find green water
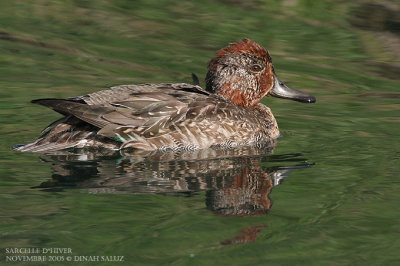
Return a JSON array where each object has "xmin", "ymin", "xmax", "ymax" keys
[{"xmin": 1, "ymin": 1, "xmax": 400, "ymax": 265}]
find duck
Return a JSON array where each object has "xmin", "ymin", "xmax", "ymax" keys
[{"xmin": 13, "ymin": 38, "xmax": 315, "ymax": 153}]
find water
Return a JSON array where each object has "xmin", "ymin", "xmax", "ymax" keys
[{"xmin": 1, "ymin": 1, "xmax": 400, "ymax": 265}]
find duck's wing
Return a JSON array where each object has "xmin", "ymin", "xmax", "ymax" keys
[
  {"xmin": 30, "ymin": 84, "xmax": 213, "ymax": 148},
  {"xmin": 68, "ymin": 83, "xmax": 209, "ymax": 105}
]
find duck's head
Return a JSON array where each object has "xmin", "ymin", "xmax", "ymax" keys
[{"xmin": 206, "ymin": 38, "xmax": 316, "ymax": 107}]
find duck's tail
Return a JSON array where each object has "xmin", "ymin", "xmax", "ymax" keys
[{"xmin": 12, "ymin": 116, "xmax": 119, "ymax": 153}]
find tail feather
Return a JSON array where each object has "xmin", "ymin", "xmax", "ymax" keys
[
  {"xmin": 12, "ymin": 140, "xmax": 79, "ymax": 153},
  {"xmin": 12, "ymin": 116, "xmax": 119, "ymax": 153}
]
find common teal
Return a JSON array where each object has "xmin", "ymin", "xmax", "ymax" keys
[{"xmin": 13, "ymin": 38, "xmax": 315, "ymax": 152}]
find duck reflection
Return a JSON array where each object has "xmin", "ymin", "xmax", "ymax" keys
[{"xmin": 35, "ymin": 142, "xmax": 312, "ymax": 217}]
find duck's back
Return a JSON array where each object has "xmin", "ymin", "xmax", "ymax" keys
[{"xmin": 13, "ymin": 83, "xmax": 278, "ymax": 152}]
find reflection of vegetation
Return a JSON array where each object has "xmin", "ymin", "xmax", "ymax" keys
[{"xmin": 0, "ymin": 0, "xmax": 398, "ymax": 92}]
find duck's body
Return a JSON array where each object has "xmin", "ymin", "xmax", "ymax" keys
[{"xmin": 13, "ymin": 39, "xmax": 315, "ymax": 153}]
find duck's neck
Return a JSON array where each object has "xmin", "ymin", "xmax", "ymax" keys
[
  {"xmin": 215, "ymin": 82, "xmax": 261, "ymax": 107},
  {"xmin": 206, "ymin": 72, "xmax": 260, "ymax": 107}
]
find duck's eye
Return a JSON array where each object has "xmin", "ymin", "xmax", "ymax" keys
[{"xmin": 250, "ymin": 64, "xmax": 263, "ymax": 72}]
